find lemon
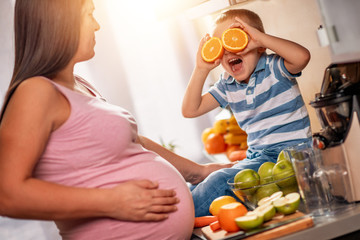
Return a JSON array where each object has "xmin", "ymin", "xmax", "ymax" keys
[{"xmin": 209, "ymin": 196, "xmax": 237, "ymax": 216}]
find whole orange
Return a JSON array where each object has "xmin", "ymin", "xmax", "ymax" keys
[
  {"xmin": 209, "ymin": 196, "xmax": 237, "ymax": 216},
  {"xmin": 218, "ymin": 202, "xmax": 248, "ymax": 232},
  {"xmin": 205, "ymin": 133, "xmax": 227, "ymax": 154}
]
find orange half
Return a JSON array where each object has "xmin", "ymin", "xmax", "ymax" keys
[
  {"xmin": 201, "ymin": 37, "xmax": 224, "ymax": 63},
  {"xmin": 221, "ymin": 28, "xmax": 248, "ymax": 53}
]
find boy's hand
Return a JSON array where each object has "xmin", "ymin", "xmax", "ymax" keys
[
  {"xmin": 195, "ymin": 34, "xmax": 221, "ymax": 71},
  {"xmin": 230, "ymin": 17, "xmax": 266, "ymax": 55}
]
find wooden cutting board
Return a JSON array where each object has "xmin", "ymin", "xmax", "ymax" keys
[{"xmin": 201, "ymin": 211, "xmax": 314, "ymax": 240}]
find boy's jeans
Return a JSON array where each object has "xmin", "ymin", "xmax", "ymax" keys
[{"xmin": 190, "ymin": 148, "xmax": 282, "ymax": 217}]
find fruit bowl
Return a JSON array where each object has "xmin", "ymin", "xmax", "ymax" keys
[{"xmin": 227, "ymin": 170, "xmax": 299, "ymax": 210}]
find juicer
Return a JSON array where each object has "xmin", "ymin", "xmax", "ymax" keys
[{"xmin": 311, "ymin": 61, "xmax": 360, "ymax": 202}]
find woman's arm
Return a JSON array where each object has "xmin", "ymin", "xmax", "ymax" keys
[
  {"xmin": 0, "ymin": 78, "xmax": 178, "ymax": 222},
  {"xmin": 137, "ymin": 135, "xmax": 234, "ymax": 185}
]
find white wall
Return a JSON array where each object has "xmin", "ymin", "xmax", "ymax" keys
[{"xmin": 0, "ymin": 0, "xmax": 14, "ymax": 107}]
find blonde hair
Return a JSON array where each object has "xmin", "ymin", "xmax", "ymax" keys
[{"xmin": 215, "ymin": 9, "xmax": 265, "ymax": 33}]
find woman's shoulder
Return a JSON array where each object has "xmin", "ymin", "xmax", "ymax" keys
[
  {"xmin": 13, "ymin": 76, "xmax": 65, "ymax": 113},
  {"xmin": 17, "ymin": 76, "xmax": 58, "ymax": 96},
  {"xmin": 12, "ymin": 77, "xmax": 69, "ymax": 130}
]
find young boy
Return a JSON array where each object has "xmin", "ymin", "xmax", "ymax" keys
[{"xmin": 182, "ymin": 9, "xmax": 312, "ymax": 216}]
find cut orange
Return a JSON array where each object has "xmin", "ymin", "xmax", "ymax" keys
[
  {"xmin": 218, "ymin": 202, "xmax": 248, "ymax": 232},
  {"xmin": 221, "ymin": 28, "xmax": 248, "ymax": 53},
  {"xmin": 201, "ymin": 37, "xmax": 224, "ymax": 62}
]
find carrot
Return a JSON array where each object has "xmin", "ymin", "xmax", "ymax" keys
[
  {"xmin": 194, "ymin": 216, "xmax": 218, "ymax": 228},
  {"xmin": 228, "ymin": 150, "xmax": 247, "ymax": 162},
  {"xmin": 210, "ymin": 220, "xmax": 221, "ymax": 232}
]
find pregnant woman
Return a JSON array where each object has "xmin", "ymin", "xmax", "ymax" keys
[{"xmin": 0, "ymin": 0, "xmax": 232, "ymax": 239}]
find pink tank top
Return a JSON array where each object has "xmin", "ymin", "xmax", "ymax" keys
[{"xmin": 33, "ymin": 77, "xmax": 195, "ymax": 240}]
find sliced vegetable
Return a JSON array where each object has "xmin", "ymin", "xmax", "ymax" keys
[{"xmin": 194, "ymin": 215, "xmax": 218, "ymax": 228}]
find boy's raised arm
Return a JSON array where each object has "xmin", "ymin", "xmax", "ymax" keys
[
  {"xmin": 182, "ymin": 35, "xmax": 221, "ymax": 118},
  {"xmin": 234, "ymin": 17, "xmax": 311, "ymax": 75}
]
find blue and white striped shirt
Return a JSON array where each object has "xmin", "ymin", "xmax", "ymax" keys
[{"xmin": 209, "ymin": 53, "xmax": 311, "ymax": 150}]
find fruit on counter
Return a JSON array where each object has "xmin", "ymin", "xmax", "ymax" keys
[
  {"xmin": 210, "ymin": 220, "xmax": 221, "ymax": 232},
  {"xmin": 194, "ymin": 215, "xmax": 218, "ymax": 228},
  {"xmin": 273, "ymin": 192, "xmax": 301, "ymax": 215},
  {"xmin": 227, "ymin": 114, "xmax": 238, "ymax": 126},
  {"xmin": 280, "ymin": 184, "xmax": 299, "ymax": 196},
  {"xmin": 272, "ymin": 160, "xmax": 297, "ymax": 188},
  {"xmin": 226, "ymin": 124, "xmax": 246, "ymax": 135},
  {"xmin": 226, "ymin": 145, "xmax": 242, "ymax": 159},
  {"xmin": 224, "ymin": 133, "xmax": 247, "ymax": 145},
  {"xmin": 201, "ymin": 115, "xmax": 248, "ymax": 156},
  {"xmin": 277, "ymin": 150, "xmax": 288, "ymax": 162},
  {"xmin": 258, "ymin": 162, "xmax": 276, "ymax": 184},
  {"xmin": 204, "ymin": 133, "xmax": 227, "ymax": 154},
  {"xmin": 209, "ymin": 195, "xmax": 238, "ymax": 216},
  {"xmin": 228, "ymin": 150, "xmax": 247, "ymax": 162},
  {"xmin": 235, "ymin": 214, "xmax": 263, "ymax": 231},
  {"xmin": 201, "ymin": 127, "xmax": 214, "ymax": 144},
  {"xmin": 234, "ymin": 169, "xmax": 260, "ymax": 195},
  {"xmin": 257, "ymin": 191, "xmax": 283, "ymax": 207},
  {"xmin": 255, "ymin": 183, "xmax": 281, "ymax": 203},
  {"xmin": 213, "ymin": 119, "xmax": 228, "ymax": 134},
  {"xmin": 221, "ymin": 28, "xmax": 248, "ymax": 53},
  {"xmin": 253, "ymin": 204, "xmax": 276, "ymax": 222},
  {"xmin": 201, "ymin": 37, "xmax": 224, "ymax": 63},
  {"xmin": 218, "ymin": 202, "xmax": 248, "ymax": 232}
]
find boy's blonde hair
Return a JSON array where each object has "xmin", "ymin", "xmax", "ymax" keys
[{"xmin": 215, "ymin": 9, "xmax": 265, "ymax": 33}]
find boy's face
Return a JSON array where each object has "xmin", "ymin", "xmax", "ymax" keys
[{"xmin": 213, "ymin": 18, "xmax": 262, "ymax": 83}]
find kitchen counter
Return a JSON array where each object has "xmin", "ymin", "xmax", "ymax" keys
[
  {"xmin": 278, "ymin": 202, "xmax": 360, "ymax": 240},
  {"xmin": 192, "ymin": 202, "xmax": 360, "ymax": 240}
]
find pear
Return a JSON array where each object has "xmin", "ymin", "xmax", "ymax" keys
[{"xmin": 273, "ymin": 192, "xmax": 301, "ymax": 215}]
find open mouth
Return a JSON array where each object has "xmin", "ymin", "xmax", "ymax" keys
[{"xmin": 228, "ymin": 58, "xmax": 243, "ymax": 72}]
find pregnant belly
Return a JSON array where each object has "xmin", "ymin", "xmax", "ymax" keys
[{"xmin": 57, "ymin": 155, "xmax": 195, "ymax": 240}]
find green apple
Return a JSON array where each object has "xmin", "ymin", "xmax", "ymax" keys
[
  {"xmin": 234, "ymin": 169, "xmax": 260, "ymax": 195},
  {"xmin": 255, "ymin": 183, "xmax": 280, "ymax": 203},
  {"xmin": 235, "ymin": 214, "xmax": 264, "ymax": 231},
  {"xmin": 254, "ymin": 204, "xmax": 276, "ymax": 222},
  {"xmin": 273, "ymin": 192, "xmax": 301, "ymax": 215},
  {"xmin": 257, "ymin": 191, "xmax": 284, "ymax": 206},
  {"xmin": 280, "ymin": 184, "xmax": 299, "ymax": 196},
  {"xmin": 258, "ymin": 162, "xmax": 275, "ymax": 184},
  {"xmin": 277, "ymin": 150, "xmax": 289, "ymax": 162},
  {"xmin": 272, "ymin": 160, "xmax": 297, "ymax": 188}
]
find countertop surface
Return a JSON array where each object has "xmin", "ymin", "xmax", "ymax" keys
[{"xmin": 192, "ymin": 197, "xmax": 360, "ymax": 240}]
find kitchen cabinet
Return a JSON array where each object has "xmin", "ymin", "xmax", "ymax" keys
[{"xmin": 317, "ymin": 0, "xmax": 360, "ymax": 63}]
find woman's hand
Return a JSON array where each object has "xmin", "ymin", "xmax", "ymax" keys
[
  {"xmin": 187, "ymin": 162, "xmax": 236, "ymax": 185},
  {"xmin": 108, "ymin": 180, "xmax": 179, "ymax": 222}
]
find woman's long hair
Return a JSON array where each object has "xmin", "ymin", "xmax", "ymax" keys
[{"xmin": 0, "ymin": 0, "xmax": 84, "ymax": 122}]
